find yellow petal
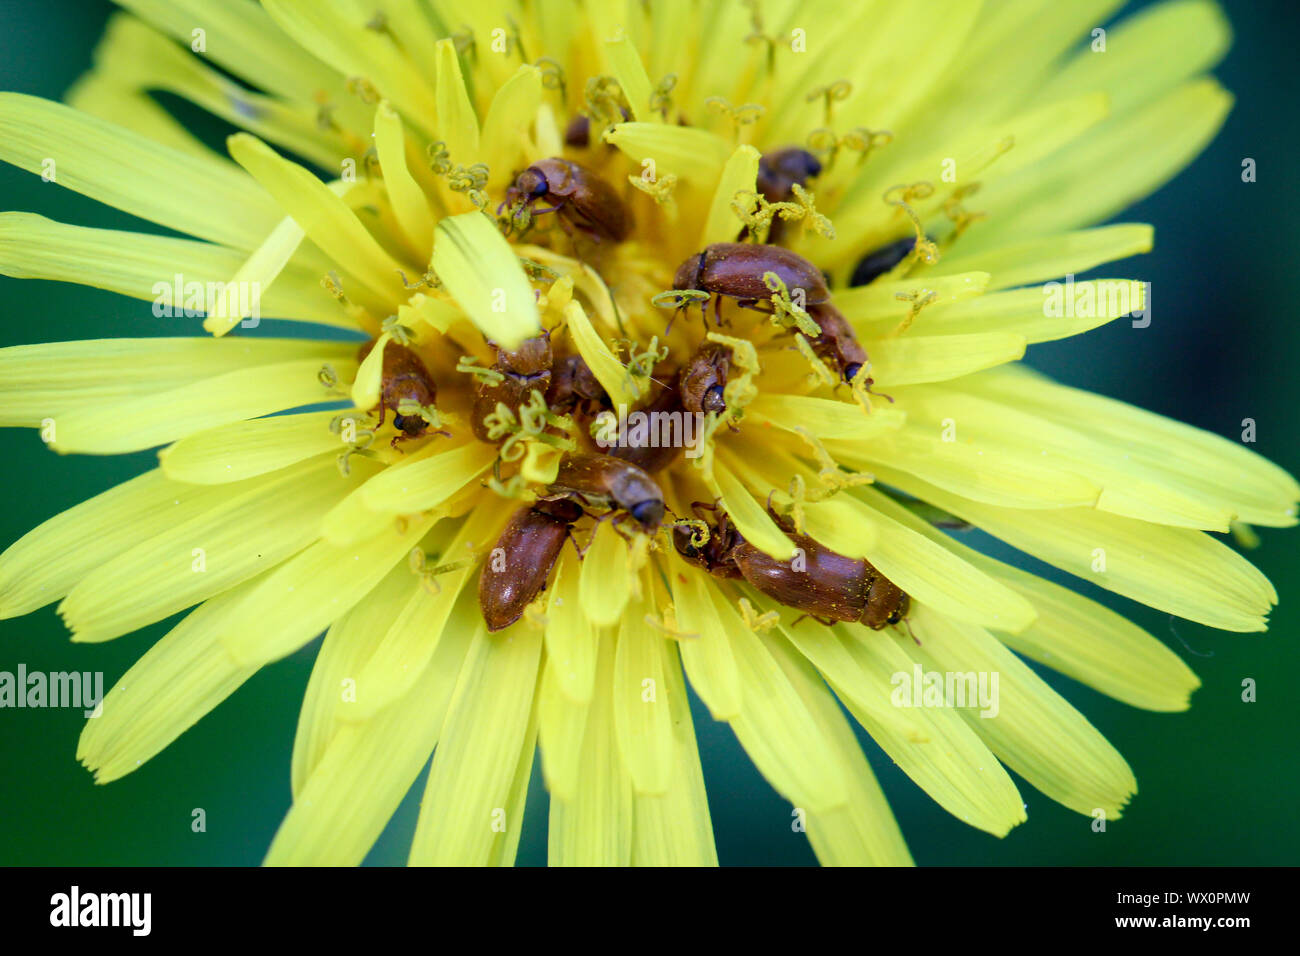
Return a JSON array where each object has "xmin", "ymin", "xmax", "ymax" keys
[
  {"xmin": 580, "ymin": 520, "xmax": 634, "ymax": 627},
  {"xmin": 433, "ymin": 212, "xmax": 541, "ymax": 349},
  {"xmin": 0, "ymin": 337, "xmax": 351, "ymax": 429},
  {"xmin": 835, "ymin": 272, "xmax": 990, "ymax": 321},
  {"xmin": 630, "ymin": 639, "xmax": 719, "ymax": 866},
  {"xmin": 853, "ymin": 482, "xmax": 1201, "ymax": 712},
  {"xmin": 543, "ymin": 549, "xmax": 600, "ymax": 703},
  {"xmin": 409, "ymin": 625, "xmax": 543, "ymax": 865},
  {"xmin": 51, "ymin": 358, "xmax": 352, "ymax": 455},
  {"xmin": 432, "ymin": 36, "xmax": 480, "ymax": 160},
  {"xmin": 934, "ymin": 224, "xmax": 1153, "ymax": 291},
  {"xmin": 830, "ymin": 425, "xmax": 1103, "ymax": 511},
  {"xmin": 115, "ymin": 0, "xmax": 353, "ymax": 109},
  {"xmin": 374, "ymin": 101, "xmax": 436, "ymax": 254},
  {"xmin": 548, "ymin": 633, "xmax": 634, "ymax": 866},
  {"xmin": 605, "ymin": 121, "xmax": 732, "ymax": 186},
  {"xmin": 973, "ymin": 79, "xmax": 1232, "ymax": 244},
  {"xmin": 218, "ymin": 513, "xmax": 435, "ymax": 666},
  {"xmin": 347, "ymin": 508, "xmax": 501, "ymax": 719},
  {"xmin": 868, "ymin": 332, "xmax": 1026, "ymax": 386},
  {"xmin": 0, "ymin": 92, "xmax": 279, "ymax": 249},
  {"xmin": 613, "ymin": 595, "xmax": 675, "ymax": 794},
  {"xmin": 563, "ymin": 299, "xmax": 640, "ymax": 409},
  {"xmin": 701, "ymin": 144, "xmax": 760, "ymax": 246},
  {"xmin": 834, "ymin": 625, "xmax": 1028, "ymax": 836},
  {"xmin": 747, "ymin": 393, "xmax": 906, "ymax": 443},
  {"xmin": 605, "ymin": 31, "xmax": 655, "ymax": 121},
  {"xmin": 60, "ymin": 458, "xmax": 346, "ymax": 642},
  {"xmin": 359, "ymin": 440, "xmax": 496, "ymax": 514},
  {"xmin": 908, "ymin": 606, "xmax": 1137, "ymax": 818},
  {"xmin": 291, "ymin": 563, "xmax": 417, "ymax": 796},
  {"xmin": 964, "ymin": 367, "xmax": 1299, "ymax": 527},
  {"xmin": 160, "ymin": 410, "xmax": 343, "ymax": 483},
  {"xmin": 877, "ymin": 466, "xmax": 1276, "ymax": 633},
  {"xmin": 669, "ymin": 566, "xmax": 743, "ymax": 720},
  {"xmin": 708, "ymin": 458, "xmax": 794, "ymax": 561},
  {"xmin": 66, "ymin": 69, "xmax": 211, "ymax": 159},
  {"xmin": 0, "ymin": 469, "xmax": 236, "ymax": 618},
  {"xmin": 350, "ymin": 332, "xmax": 388, "ymax": 413},
  {"xmin": 537, "ymin": 657, "xmax": 592, "ymax": 802},
  {"xmin": 260, "ymin": 0, "xmax": 439, "ymax": 133},
  {"xmin": 77, "ymin": 577, "xmax": 264, "ymax": 783},
  {"xmin": 1038, "ymin": 0, "xmax": 1231, "ymax": 116},
  {"xmin": 268, "ymin": 589, "xmax": 479, "ymax": 865},
  {"xmin": 480, "ymin": 66, "xmax": 544, "ymax": 191},
  {"xmin": 92, "ymin": 13, "xmax": 343, "ymax": 168},
  {"xmin": 876, "ymin": 279, "xmax": 1143, "ymax": 343},
  {"xmin": 0, "ymin": 213, "xmax": 344, "ymax": 329},
  {"xmin": 764, "ymin": 631, "xmax": 913, "ymax": 866},
  {"xmin": 228, "ymin": 132, "xmax": 404, "ymax": 301},
  {"xmin": 717, "ymin": 589, "xmax": 850, "ymax": 814},
  {"xmin": 876, "ymin": 381, "xmax": 1235, "ymax": 530}
]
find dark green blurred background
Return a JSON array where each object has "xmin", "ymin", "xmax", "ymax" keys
[{"xmin": 1, "ymin": 0, "xmax": 1295, "ymax": 866}]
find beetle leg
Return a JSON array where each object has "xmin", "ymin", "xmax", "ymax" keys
[
  {"xmin": 792, "ymin": 612, "xmax": 836, "ymax": 627},
  {"xmin": 690, "ymin": 499, "xmax": 721, "ymax": 521},
  {"xmin": 577, "ymin": 509, "xmax": 616, "ymax": 557},
  {"xmin": 665, "ymin": 304, "xmax": 683, "ymax": 335},
  {"xmin": 609, "ymin": 513, "xmax": 636, "ymax": 542},
  {"xmin": 898, "ymin": 618, "xmax": 921, "ymax": 646},
  {"xmin": 564, "ymin": 524, "xmax": 585, "ymax": 561},
  {"xmin": 764, "ymin": 491, "xmax": 797, "ymax": 533},
  {"xmin": 736, "ymin": 298, "xmax": 777, "ymax": 315}
]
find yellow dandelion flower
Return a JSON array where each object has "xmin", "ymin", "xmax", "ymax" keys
[{"xmin": 0, "ymin": 0, "xmax": 1294, "ymax": 867}]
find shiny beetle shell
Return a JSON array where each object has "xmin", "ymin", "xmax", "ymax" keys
[
  {"xmin": 672, "ymin": 242, "xmax": 831, "ymax": 308},
  {"xmin": 547, "ymin": 453, "xmax": 666, "ymax": 533},
  {"xmin": 471, "ymin": 334, "xmax": 553, "ymax": 443},
  {"xmin": 679, "ymin": 341, "xmax": 732, "ymax": 416},
  {"xmin": 673, "ymin": 509, "xmax": 909, "ymax": 629},
  {"xmin": 806, "ymin": 303, "xmax": 869, "ymax": 385},
  {"xmin": 507, "ymin": 157, "xmax": 630, "ymax": 242},
  {"xmin": 756, "ymin": 147, "xmax": 823, "ymax": 203},
  {"xmin": 357, "ymin": 339, "xmax": 439, "ymax": 441},
  {"xmin": 850, "ymin": 235, "xmax": 919, "ymax": 287},
  {"xmin": 479, "ymin": 499, "xmax": 583, "ymax": 632}
]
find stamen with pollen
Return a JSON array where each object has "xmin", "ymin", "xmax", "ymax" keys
[
  {"xmin": 806, "ymin": 79, "xmax": 853, "ymax": 124},
  {"xmin": 884, "ymin": 182, "xmax": 942, "ymax": 267},
  {"xmin": 763, "ymin": 271, "xmax": 822, "ymax": 337},
  {"xmin": 705, "ymin": 97, "xmax": 766, "ymax": 141}
]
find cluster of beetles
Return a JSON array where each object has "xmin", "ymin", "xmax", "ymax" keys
[{"xmin": 358, "ymin": 138, "xmax": 916, "ymax": 635}]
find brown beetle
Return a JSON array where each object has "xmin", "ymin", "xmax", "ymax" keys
[
  {"xmin": 678, "ymin": 341, "xmax": 732, "ymax": 416},
  {"xmin": 673, "ymin": 504, "xmax": 910, "ymax": 630},
  {"xmin": 544, "ymin": 452, "xmax": 666, "ymax": 534},
  {"xmin": 756, "ymin": 147, "xmax": 823, "ymax": 203},
  {"xmin": 471, "ymin": 333, "xmax": 553, "ymax": 442},
  {"xmin": 504, "ymin": 157, "xmax": 630, "ymax": 242},
  {"xmin": 479, "ymin": 498, "xmax": 583, "ymax": 632},
  {"xmin": 606, "ymin": 382, "xmax": 687, "ymax": 474},
  {"xmin": 357, "ymin": 339, "xmax": 446, "ymax": 448},
  {"xmin": 750, "ymin": 147, "xmax": 823, "ymax": 244},
  {"xmin": 672, "ymin": 242, "xmax": 830, "ymax": 324},
  {"xmin": 805, "ymin": 303, "xmax": 871, "ymax": 386},
  {"xmin": 545, "ymin": 353, "xmax": 610, "ymax": 423},
  {"xmin": 850, "ymin": 235, "xmax": 921, "ymax": 287},
  {"xmin": 563, "ymin": 107, "xmax": 629, "ymax": 148}
]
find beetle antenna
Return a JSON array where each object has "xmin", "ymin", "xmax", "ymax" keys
[
  {"xmin": 899, "ymin": 618, "xmax": 920, "ymax": 646},
  {"xmin": 1168, "ymin": 614, "xmax": 1214, "ymax": 657}
]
